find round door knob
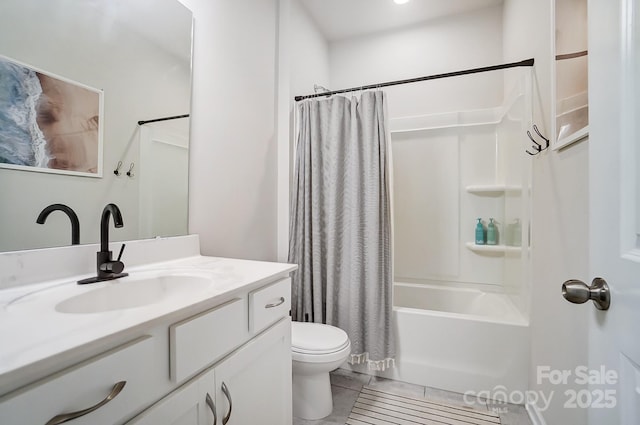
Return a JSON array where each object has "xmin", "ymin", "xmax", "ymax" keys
[{"xmin": 562, "ymin": 277, "xmax": 611, "ymax": 310}]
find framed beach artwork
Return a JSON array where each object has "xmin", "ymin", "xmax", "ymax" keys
[{"xmin": 0, "ymin": 55, "xmax": 103, "ymax": 177}]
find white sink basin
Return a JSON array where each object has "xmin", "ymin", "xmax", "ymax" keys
[{"xmin": 54, "ymin": 274, "xmax": 212, "ymax": 314}]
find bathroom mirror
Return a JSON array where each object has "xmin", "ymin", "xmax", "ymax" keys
[
  {"xmin": 0, "ymin": 0, "xmax": 193, "ymax": 252},
  {"xmin": 552, "ymin": 0, "xmax": 588, "ymax": 150}
]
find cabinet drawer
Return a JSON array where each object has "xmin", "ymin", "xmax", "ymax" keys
[
  {"xmin": 170, "ymin": 298, "xmax": 246, "ymax": 383},
  {"xmin": 249, "ymin": 278, "xmax": 291, "ymax": 334},
  {"xmin": 0, "ymin": 336, "xmax": 155, "ymax": 425}
]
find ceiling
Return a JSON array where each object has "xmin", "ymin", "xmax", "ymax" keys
[{"xmin": 299, "ymin": 0, "xmax": 504, "ymax": 42}]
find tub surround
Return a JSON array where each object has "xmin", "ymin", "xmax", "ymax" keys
[{"xmin": 0, "ymin": 235, "xmax": 296, "ymax": 423}]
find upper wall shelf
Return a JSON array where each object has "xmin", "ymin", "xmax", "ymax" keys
[
  {"xmin": 388, "ymin": 92, "xmax": 525, "ymax": 134},
  {"xmin": 465, "ymin": 185, "xmax": 522, "ymax": 194}
]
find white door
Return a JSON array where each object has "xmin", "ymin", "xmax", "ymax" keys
[{"xmin": 586, "ymin": 0, "xmax": 640, "ymax": 423}]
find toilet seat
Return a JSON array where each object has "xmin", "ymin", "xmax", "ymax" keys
[{"xmin": 291, "ymin": 322, "xmax": 351, "ymax": 362}]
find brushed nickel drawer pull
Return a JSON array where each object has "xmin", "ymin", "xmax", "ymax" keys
[
  {"xmin": 221, "ymin": 382, "xmax": 232, "ymax": 424},
  {"xmin": 206, "ymin": 392, "xmax": 217, "ymax": 425},
  {"xmin": 265, "ymin": 297, "xmax": 285, "ymax": 309},
  {"xmin": 45, "ymin": 381, "xmax": 126, "ymax": 425}
]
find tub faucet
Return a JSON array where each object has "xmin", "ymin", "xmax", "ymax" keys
[
  {"xmin": 36, "ymin": 203, "xmax": 80, "ymax": 245},
  {"xmin": 78, "ymin": 203, "xmax": 128, "ymax": 285}
]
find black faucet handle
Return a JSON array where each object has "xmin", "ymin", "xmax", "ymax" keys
[{"xmin": 116, "ymin": 243, "xmax": 126, "ymax": 262}]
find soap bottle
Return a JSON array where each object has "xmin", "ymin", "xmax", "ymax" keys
[
  {"xmin": 512, "ymin": 218, "xmax": 521, "ymax": 246},
  {"xmin": 505, "ymin": 220, "xmax": 515, "ymax": 246},
  {"xmin": 475, "ymin": 218, "xmax": 485, "ymax": 245},
  {"xmin": 487, "ymin": 218, "xmax": 497, "ymax": 245}
]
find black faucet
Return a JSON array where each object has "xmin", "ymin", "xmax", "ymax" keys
[
  {"xmin": 36, "ymin": 204, "xmax": 80, "ymax": 245},
  {"xmin": 78, "ymin": 203, "xmax": 128, "ymax": 285}
]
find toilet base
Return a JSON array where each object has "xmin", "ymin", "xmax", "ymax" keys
[{"xmin": 292, "ymin": 370, "xmax": 333, "ymax": 420}]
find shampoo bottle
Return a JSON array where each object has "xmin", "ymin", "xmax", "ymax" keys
[
  {"xmin": 475, "ymin": 218, "xmax": 485, "ymax": 245},
  {"xmin": 487, "ymin": 218, "xmax": 497, "ymax": 245},
  {"xmin": 512, "ymin": 218, "xmax": 521, "ymax": 246},
  {"xmin": 505, "ymin": 221, "xmax": 515, "ymax": 246}
]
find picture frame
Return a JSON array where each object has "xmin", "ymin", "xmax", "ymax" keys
[{"xmin": 0, "ymin": 54, "xmax": 103, "ymax": 177}]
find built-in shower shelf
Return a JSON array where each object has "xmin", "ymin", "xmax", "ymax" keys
[
  {"xmin": 465, "ymin": 242, "xmax": 522, "ymax": 253},
  {"xmin": 465, "ymin": 185, "xmax": 522, "ymax": 194}
]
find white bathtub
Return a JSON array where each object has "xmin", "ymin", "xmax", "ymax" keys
[{"xmin": 370, "ymin": 282, "xmax": 529, "ymax": 395}]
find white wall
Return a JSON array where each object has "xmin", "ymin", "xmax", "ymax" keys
[
  {"xmin": 503, "ymin": 1, "xmax": 589, "ymax": 424},
  {"xmin": 290, "ymin": 1, "xmax": 330, "ymax": 98},
  {"xmin": 180, "ymin": 0, "xmax": 279, "ymax": 260},
  {"xmin": 329, "ymin": 6, "xmax": 505, "ymax": 118}
]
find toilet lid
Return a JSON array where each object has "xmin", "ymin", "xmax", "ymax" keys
[{"xmin": 291, "ymin": 322, "xmax": 350, "ymax": 355}]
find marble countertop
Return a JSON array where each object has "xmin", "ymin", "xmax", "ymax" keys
[{"xmin": 0, "ymin": 255, "xmax": 296, "ymax": 394}]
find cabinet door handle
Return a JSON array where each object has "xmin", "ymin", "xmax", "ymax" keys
[
  {"xmin": 206, "ymin": 393, "xmax": 217, "ymax": 425},
  {"xmin": 265, "ymin": 297, "xmax": 285, "ymax": 309},
  {"xmin": 45, "ymin": 381, "xmax": 126, "ymax": 425},
  {"xmin": 221, "ymin": 382, "xmax": 233, "ymax": 424}
]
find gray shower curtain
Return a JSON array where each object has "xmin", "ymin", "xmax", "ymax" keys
[{"xmin": 288, "ymin": 90, "xmax": 395, "ymax": 370}]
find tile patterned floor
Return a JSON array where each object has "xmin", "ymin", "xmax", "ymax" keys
[{"xmin": 292, "ymin": 369, "xmax": 534, "ymax": 425}]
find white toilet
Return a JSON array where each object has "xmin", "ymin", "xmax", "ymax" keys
[{"xmin": 291, "ymin": 321, "xmax": 351, "ymax": 420}]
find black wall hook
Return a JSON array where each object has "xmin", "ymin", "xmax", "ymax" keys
[
  {"xmin": 114, "ymin": 161, "xmax": 123, "ymax": 176},
  {"xmin": 126, "ymin": 162, "xmax": 135, "ymax": 178},
  {"xmin": 534, "ymin": 124, "xmax": 550, "ymax": 148},
  {"xmin": 526, "ymin": 131, "xmax": 541, "ymax": 155},
  {"xmin": 526, "ymin": 124, "xmax": 550, "ymax": 155}
]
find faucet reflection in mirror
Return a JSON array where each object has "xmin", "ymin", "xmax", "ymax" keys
[
  {"xmin": 78, "ymin": 204, "xmax": 128, "ymax": 285},
  {"xmin": 36, "ymin": 204, "xmax": 80, "ymax": 245}
]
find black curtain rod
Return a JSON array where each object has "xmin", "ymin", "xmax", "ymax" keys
[
  {"xmin": 294, "ymin": 58, "xmax": 535, "ymax": 102},
  {"xmin": 138, "ymin": 114, "xmax": 189, "ymax": 126}
]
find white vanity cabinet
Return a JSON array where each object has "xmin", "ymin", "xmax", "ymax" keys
[
  {"xmin": 130, "ymin": 318, "xmax": 291, "ymax": 425},
  {"xmin": 0, "ymin": 267, "xmax": 294, "ymax": 425},
  {"xmin": 130, "ymin": 277, "xmax": 293, "ymax": 425}
]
